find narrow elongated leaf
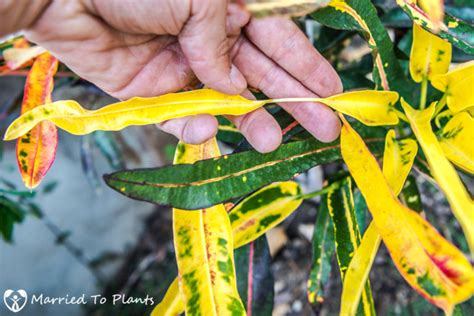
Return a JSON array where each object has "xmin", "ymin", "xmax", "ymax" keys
[
  {"xmin": 397, "ymin": 0, "xmax": 474, "ymax": 54},
  {"xmin": 418, "ymin": 0, "xmax": 444, "ymax": 30},
  {"xmin": 172, "ymin": 139, "xmax": 245, "ymax": 316},
  {"xmin": 383, "ymin": 130, "xmax": 418, "ymax": 196},
  {"xmin": 402, "ymin": 100, "xmax": 474, "ymax": 256},
  {"xmin": 328, "ymin": 178, "xmax": 376, "ymax": 316},
  {"xmin": 410, "ymin": 23, "xmax": 452, "ymax": 83},
  {"xmin": 314, "ymin": 0, "xmax": 413, "ymax": 98},
  {"xmin": 104, "ymin": 125, "xmax": 386, "ymax": 210},
  {"xmin": 307, "ymin": 194, "xmax": 334, "ymax": 309},
  {"xmin": 341, "ymin": 223, "xmax": 381, "ymax": 316},
  {"xmin": 230, "ymin": 181, "xmax": 303, "ymax": 248},
  {"xmin": 158, "ymin": 181, "xmax": 295, "ymax": 314},
  {"xmin": 3, "ymin": 89, "xmax": 399, "ymax": 140},
  {"xmin": 151, "ymin": 279, "xmax": 184, "ymax": 316},
  {"xmin": 244, "ymin": 0, "xmax": 330, "ymax": 18},
  {"xmin": 340, "ymin": 116, "xmax": 474, "ymax": 313},
  {"xmin": 431, "ymin": 61, "xmax": 474, "ymax": 113},
  {"xmin": 16, "ymin": 52, "xmax": 58, "ymax": 189},
  {"xmin": 341, "ymin": 130, "xmax": 417, "ymax": 316},
  {"xmin": 2, "ymin": 46, "xmax": 46, "ymax": 71},
  {"xmin": 235, "ymin": 236, "xmax": 274, "ymax": 316},
  {"xmin": 438, "ymin": 112, "xmax": 474, "ymax": 174}
]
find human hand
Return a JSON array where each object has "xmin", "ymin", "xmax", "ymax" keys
[{"xmin": 11, "ymin": 0, "xmax": 342, "ymax": 153}]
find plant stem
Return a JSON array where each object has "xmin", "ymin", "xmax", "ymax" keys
[
  {"xmin": 298, "ymin": 182, "xmax": 341, "ymax": 200},
  {"xmin": 419, "ymin": 77, "xmax": 428, "ymax": 110}
]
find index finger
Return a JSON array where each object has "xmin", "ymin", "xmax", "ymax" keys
[{"xmin": 245, "ymin": 17, "xmax": 342, "ymax": 97}]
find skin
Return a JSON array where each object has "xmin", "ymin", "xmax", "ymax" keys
[{"xmin": 0, "ymin": 0, "xmax": 342, "ymax": 153}]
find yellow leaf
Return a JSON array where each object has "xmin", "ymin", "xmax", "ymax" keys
[
  {"xmin": 4, "ymin": 89, "xmax": 399, "ymax": 141},
  {"xmin": 439, "ymin": 112, "xmax": 474, "ymax": 174},
  {"xmin": 382, "ymin": 130, "xmax": 418, "ymax": 196},
  {"xmin": 431, "ymin": 61, "xmax": 474, "ymax": 113},
  {"xmin": 156, "ymin": 180, "xmax": 302, "ymax": 314},
  {"xmin": 151, "ymin": 279, "xmax": 184, "ymax": 316},
  {"xmin": 3, "ymin": 89, "xmax": 266, "ymax": 141},
  {"xmin": 410, "ymin": 23, "xmax": 452, "ymax": 82},
  {"xmin": 341, "ymin": 130, "xmax": 416, "ymax": 316},
  {"xmin": 230, "ymin": 181, "xmax": 303, "ymax": 248},
  {"xmin": 340, "ymin": 116, "xmax": 474, "ymax": 313},
  {"xmin": 340, "ymin": 223, "xmax": 381, "ymax": 316},
  {"xmin": 173, "ymin": 139, "xmax": 245, "ymax": 316},
  {"xmin": 402, "ymin": 99, "xmax": 474, "ymax": 256},
  {"xmin": 302, "ymin": 90, "xmax": 399, "ymax": 126},
  {"xmin": 418, "ymin": 0, "xmax": 444, "ymax": 31},
  {"xmin": 245, "ymin": 0, "xmax": 330, "ymax": 18}
]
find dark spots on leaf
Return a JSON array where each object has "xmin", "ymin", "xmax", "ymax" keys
[
  {"xmin": 417, "ymin": 273, "xmax": 445, "ymax": 297},
  {"xmin": 177, "ymin": 227, "xmax": 192, "ymax": 258},
  {"xmin": 20, "ymin": 159, "xmax": 28, "ymax": 172},
  {"xmin": 227, "ymin": 296, "xmax": 245, "ymax": 315},
  {"xmin": 257, "ymin": 214, "xmax": 282, "ymax": 232},
  {"xmin": 407, "ymin": 268, "xmax": 415, "ymax": 274},
  {"xmin": 238, "ymin": 187, "xmax": 292, "ymax": 215},
  {"xmin": 229, "ymin": 212, "xmax": 239, "ymax": 223},
  {"xmin": 218, "ymin": 259, "xmax": 232, "ymax": 283},
  {"xmin": 19, "ymin": 150, "xmax": 28, "ymax": 157},
  {"xmin": 183, "ymin": 271, "xmax": 201, "ymax": 314}
]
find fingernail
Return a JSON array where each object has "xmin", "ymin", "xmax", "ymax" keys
[{"xmin": 230, "ymin": 64, "xmax": 247, "ymax": 93}]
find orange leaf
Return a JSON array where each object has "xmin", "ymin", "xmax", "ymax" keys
[{"xmin": 16, "ymin": 52, "xmax": 58, "ymax": 189}]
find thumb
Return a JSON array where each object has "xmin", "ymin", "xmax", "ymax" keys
[{"xmin": 179, "ymin": 0, "xmax": 247, "ymax": 95}]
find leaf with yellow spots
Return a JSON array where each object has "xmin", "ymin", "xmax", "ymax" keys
[
  {"xmin": 307, "ymin": 191, "xmax": 334, "ymax": 308},
  {"xmin": 431, "ymin": 61, "xmax": 474, "ymax": 113},
  {"xmin": 340, "ymin": 116, "xmax": 474, "ymax": 313},
  {"xmin": 396, "ymin": 0, "xmax": 474, "ymax": 54},
  {"xmin": 173, "ymin": 139, "xmax": 245, "ymax": 316},
  {"xmin": 410, "ymin": 23, "xmax": 451, "ymax": 83},
  {"xmin": 341, "ymin": 130, "xmax": 417, "ymax": 316},
  {"xmin": 3, "ymin": 89, "xmax": 399, "ymax": 141},
  {"xmin": 438, "ymin": 112, "xmax": 474, "ymax": 174},
  {"xmin": 230, "ymin": 181, "xmax": 303, "ymax": 248},
  {"xmin": 156, "ymin": 180, "xmax": 303, "ymax": 314},
  {"xmin": 402, "ymin": 100, "xmax": 474, "ymax": 255},
  {"xmin": 327, "ymin": 177, "xmax": 376, "ymax": 316},
  {"xmin": 16, "ymin": 52, "xmax": 58, "ymax": 189}
]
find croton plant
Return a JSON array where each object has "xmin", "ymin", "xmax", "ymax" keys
[{"xmin": 1, "ymin": 0, "xmax": 473, "ymax": 315}]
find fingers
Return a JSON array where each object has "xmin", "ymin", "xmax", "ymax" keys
[
  {"xmin": 179, "ymin": 0, "xmax": 247, "ymax": 95},
  {"xmin": 232, "ymin": 37, "xmax": 341, "ymax": 142},
  {"xmin": 226, "ymin": 90, "xmax": 281, "ymax": 153},
  {"xmin": 245, "ymin": 17, "xmax": 342, "ymax": 97},
  {"xmin": 157, "ymin": 114, "xmax": 218, "ymax": 144}
]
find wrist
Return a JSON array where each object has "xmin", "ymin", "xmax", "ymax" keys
[{"xmin": 0, "ymin": 0, "xmax": 51, "ymax": 37}]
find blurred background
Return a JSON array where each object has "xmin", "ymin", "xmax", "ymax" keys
[{"xmin": 1, "ymin": 1, "xmax": 473, "ymax": 315}]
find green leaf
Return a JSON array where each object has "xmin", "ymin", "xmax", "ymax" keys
[
  {"xmin": 328, "ymin": 178, "xmax": 376, "ymax": 316},
  {"xmin": 0, "ymin": 196, "xmax": 26, "ymax": 242},
  {"xmin": 104, "ymin": 125, "xmax": 387, "ymax": 209},
  {"xmin": 400, "ymin": 175, "xmax": 423, "ymax": 213},
  {"xmin": 307, "ymin": 193, "xmax": 335, "ymax": 310},
  {"xmin": 312, "ymin": 0, "xmax": 415, "ymax": 100},
  {"xmin": 397, "ymin": 1, "xmax": 474, "ymax": 54},
  {"xmin": 234, "ymin": 236, "xmax": 274, "ymax": 316}
]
